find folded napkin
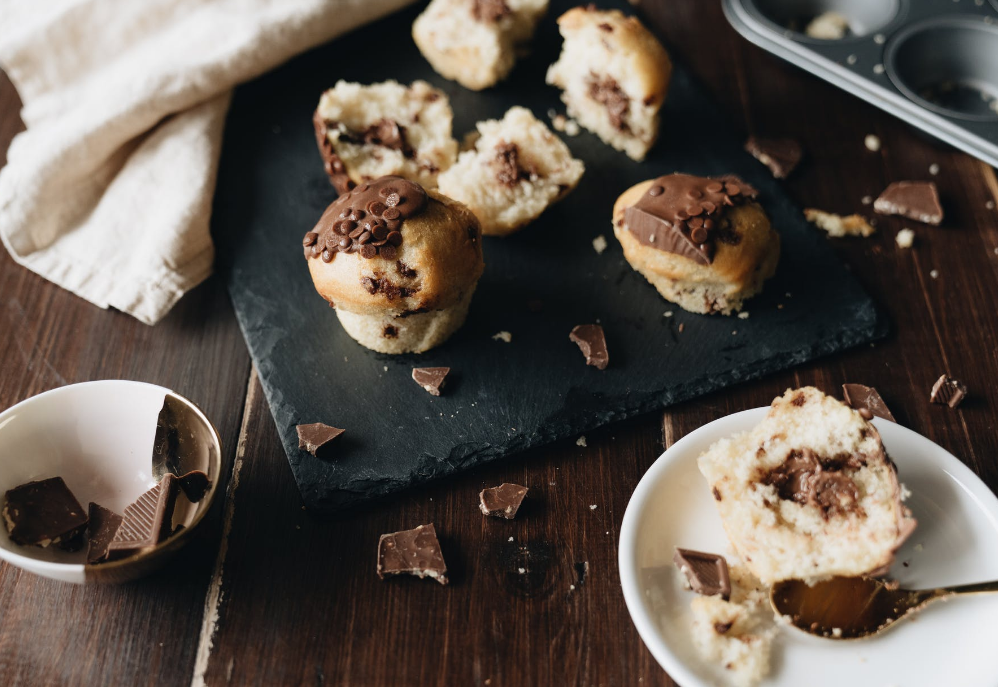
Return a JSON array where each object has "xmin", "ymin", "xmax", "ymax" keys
[{"xmin": 0, "ymin": 0, "xmax": 414, "ymax": 324}]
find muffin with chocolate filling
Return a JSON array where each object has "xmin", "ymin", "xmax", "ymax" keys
[
  {"xmin": 546, "ymin": 7, "xmax": 671, "ymax": 161},
  {"xmin": 436, "ymin": 106, "xmax": 584, "ymax": 236},
  {"xmin": 304, "ymin": 176, "xmax": 484, "ymax": 354},
  {"xmin": 313, "ymin": 80, "xmax": 458, "ymax": 193},
  {"xmin": 413, "ymin": 0, "xmax": 548, "ymax": 91},
  {"xmin": 698, "ymin": 387, "xmax": 917, "ymax": 585},
  {"xmin": 612, "ymin": 173, "xmax": 779, "ymax": 315}
]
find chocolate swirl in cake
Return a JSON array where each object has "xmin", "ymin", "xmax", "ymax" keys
[
  {"xmin": 303, "ymin": 176, "xmax": 428, "ymax": 263},
  {"xmin": 623, "ymin": 173, "xmax": 758, "ymax": 265}
]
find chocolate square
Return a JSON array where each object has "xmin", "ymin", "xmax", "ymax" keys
[
  {"xmin": 674, "ymin": 547, "xmax": 731, "ymax": 600},
  {"xmin": 842, "ymin": 383, "xmax": 896, "ymax": 423},
  {"xmin": 2, "ymin": 477, "xmax": 88, "ymax": 550},
  {"xmin": 106, "ymin": 474, "xmax": 179, "ymax": 560},
  {"xmin": 377, "ymin": 523, "xmax": 448, "ymax": 585},
  {"xmin": 479, "ymin": 483, "xmax": 529, "ymax": 519}
]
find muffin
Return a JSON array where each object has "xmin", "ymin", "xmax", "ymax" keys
[
  {"xmin": 313, "ymin": 80, "xmax": 458, "ymax": 193},
  {"xmin": 698, "ymin": 387, "xmax": 917, "ymax": 584},
  {"xmin": 546, "ymin": 7, "xmax": 671, "ymax": 161},
  {"xmin": 412, "ymin": 0, "xmax": 548, "ymax": 90},
  {"xmin": 303, "ymin": 176, "xmax": 484, "ymax": 353},
  {"xmin": 436, "ymin": 106, "xmax": 585, "ymax": 236},
  {"xmin": 612, "ymin": 173, "xmax": 780, "ymax": 315}
]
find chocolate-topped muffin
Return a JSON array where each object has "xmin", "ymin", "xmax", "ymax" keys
[
  {"xmin": 612, "ymin": 173, "xmax": 780, "ymax": 315},
  {"xmin": 304, "ymin": 175, "xmax": 483, "ymax": 354}
]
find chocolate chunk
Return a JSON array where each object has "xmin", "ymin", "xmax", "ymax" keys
[
  {"xmin": 296, "ymin": 422, "xmax": 345, "ymax": 458},
  {"xmin": 745, "ymin": 136, "xmax": 803, "ymax": 179},
  {"xmin": 479, "ymin": 483, "xmax": 528, "ymax": 519},
  {"xmin": 106, "ymin": 474, "xmax": 180, "ymax": 560},
  {"xmin": 412, "ymin": 367, "xmax": 450, "ymax": 396},
  {"xmin": 673, "ymin": 548, "xmax": 731, "ymax": 600},
  {"xmin": 86, "ymin": 502, "xmax": 123, "ymax": 564},
  {"xmin": 377, "ymin": 523, "xmax": 448, "ymax": 585},
  {"xmin": 176, "ymin": 470, "xmax": 212, "ymax": 502},
  {"xmin": 930, "ymin": 375, "xmax": 967, "ymax": 408},
  {"xmin": 312, "ymin": 110, "xmax": 354, "ymax": 194},
  {"xmin": 760, "ymin": 448, "xmax": 860, "ymax": 519},
  {"xmin": 873, "ymin": 181, "xmax": 943, "ymax": 225},
  {"xmin": 472, "ymin": 0, "xmax": 511, "ymax": 22},
  {"xmin": 842, "ymin": 384, "xmax": 896, "ymax": 423},
  {"xmin": 587, "ymin": 74, "xmax": 630, "ymax": 131},
  {"xmin": 493, "ymin": 142, "xmax": 531, "ymax": 187},
  {"xmin": 569, "ymin": 324, "xmax": 609, "ymax": 370},
  {"xmin": 2, "ymin": 477, "xmax": 88, "ymax": 550}
]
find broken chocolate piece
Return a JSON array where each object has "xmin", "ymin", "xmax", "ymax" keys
[
  {"xmin": 745, "ymin": 136, "xmax": 803, "ymax": 179},
  {"xmin": 479, "ymin": 483, "xmax": 529, "ymax": 519},
  {"xmin": 377, "ymin": 523, "xmax": 448, "ymax": 585},
  {"xmin": 873, "ymin": 181, "xmax": 943, "ymax": 225},
  {"xmin": 177, "ymin": 470, "xmax": 212, "ymax": 502},
  {"xmin": 86, "ymin": 502, "xmax": 123, "ymax": 565},
  {"xmin": 842, "ymin": 384, "xmax": 896, "ymax": 423},
  {"xmin": 673, "ymin": 548, "xmax": 731, "ymax": 600},
  {"xmin": 2, "ymin": 477, "xmax": 89, "ymax": 550},
  {"xmin": 760, "ymin": 448, "xmax": 862, "ymax": 520},
  {"xmin": 106, "ymin": 474, "xmax": 179, "ymax": 560},
  {"xmin": 296, "ymin": 422, "xmax": 345, "ymax": 458},
  {"xmin": 569, "ymin": 324, "xmax": 609, "ymax": 370},
  {"xmin": 930, "ymin": 375, "xmax": 967, "ymax": 408},
  {"xmin": 412, "ymin": 367, "xmax": 450, "ymax": 396}
]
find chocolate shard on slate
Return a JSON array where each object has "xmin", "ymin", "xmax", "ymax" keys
[
  {"xmin": 745, "ymin": 136, "xmax": 803, "ymax": 179},
  {"xmin": 296, "ymin": 423, "xmax": 345, "ymax": 458},
  {"xmin": 376, "ymin": 523, "xmax": 448, "ymax": 585},
  {"xmin": 86, "ymin": 502, "xmax": 124, "ymax": 565},
  {"xmin": 873, "ymin": 181, "xmax": 943, "ymax": 225},
  {"xmin": 929, "ymin": 375, "xmax": 967, "ymax": 408},
  {"xmin": 569, "ymin": 324, "xmax": 609, "ymax": 370},
  {"xmin": 2, "ymin": 477, "xmax": 89, "ymax": 550},
  {"xmin": 176, "ymin": 470, "xmax": 212, "ymax": 502},
  {"xmin": 479, "ymin": 483, "xmax": 529, "ymax": 519},
  {"xmin": 842, "ymin": 383, "xmax": 896, "ymax": 423},
  {"xmin": 673, "ymin": 547, "xmax": 731, "ymax": 600},
  {"xmin": 106, "ymin": 474, "xmax": 179, "ymax": 560},
  {"xmin": 412, "ymin": 367, "xmax": 450, "ymax": 396}
]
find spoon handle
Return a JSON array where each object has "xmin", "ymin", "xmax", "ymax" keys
[{"xmin": 942, "ymin": 580, "xmax": 998, "ymax": 596}]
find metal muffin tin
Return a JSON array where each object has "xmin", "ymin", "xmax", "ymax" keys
[{"xmin": 723, "ymin": 0, "xmax": 998, "ymax": 167}]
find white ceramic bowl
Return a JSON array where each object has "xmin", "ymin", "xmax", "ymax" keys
[
  {"xmin": 619, "ymin": 408, "xmax": 998, "ymax": 687},
  {"xmin": 0, "ymin": 381, "xmax": 221, "ymax": 584}
]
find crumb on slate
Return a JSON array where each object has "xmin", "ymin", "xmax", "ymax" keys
[
  {"xmin": 592, "ymin": 234, "xmax": 608, "ymax": 254},
  {"xmin": 576, "ymin": 436, "xmax": 587, "ymax": 447},
  {"xmin": 492, "ymin": 331, "xmax": 512, "ymax": 343}
]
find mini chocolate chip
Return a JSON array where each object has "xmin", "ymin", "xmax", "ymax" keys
[
  {"xmin": 337, "ymin": 220, "xmax": 355, "ymax": 234},
  {"xmin": 372, "ymin": 225, "xmax": 389, "ymax": 241},
  {"xmin": 349, "ymin": 227, "xmax": 364, "ymax": 239},
  {"xmin": 379, "ymin": 186, "xmax": 394, "ymax": 197},
  {"xmin": 704, "ymin": 218, "xmax": 715, "ymax": 230},
  {"xmin": 688, "ymin": 188, "xmax": 703, "ymax": 199},
  {"xmin": 371, "ymin": 239, "xmax": 388, "ymax": 247},
  {"xmin": 386, "ymin": 231, "xmax": 402, "ymax": 245},
  {"xmin": 725, "ymin": 183, "xmax": 741, "ymax": 196},
  {"xmin": 688, "ymin": 217, "xmax": 704, "ymax": 229},
  {"xmin": 339, "ymin": 209, "xmax": 352, "ymax": 219},
  {"xmin": 648, "ymin": 185, "xmax": 664, "ymax": 196},
  {"xmin": 380, "ymin": 244, "xmax": 398, "ymax": 260},
  {"xmin": 356, "ymin": 184, "xmax": 370, "ymax": 192},
  {"xmin": 324, "ymin": 234, "xmax": 340, "ymax": 250},
  {"xmin": 383, "ymin": 207, "xmax": 401, "ymax": 220},
  {"xmin": 357, "ymin": 231, "xmax": 372, "ymax": 244},
  {"xmin": 303, "ymin": 232, "xmax": 318, "ymax": 246},
  {"xmin": 676, "ymin": 209, "xmax": 689, "ymax": 220},
  {"xmin": 706, "ymin": 182, "xmax": 723, "ymax": 193},
  {"xmin": 691, "ymin": 226, "xmax": 709, "ymax": 243},
  {"xmin": 360, "ymin": 244, "xmax": 377, "ymax": 259},
  {"xmin": 385, "ymin": 219, "xmax": 401, "ymax": 231},
  {"xmin": 385, "ymin": 193, "xmax": 401, "ymax": 207},
  {"xmin": 332, "ymin": 159, "xmax": 344, "ymax": 172},
  {"xmin": 701, "ymin": 201, "xmax": 716, "ymax": 213},
  {"xmin": 338, "ymin": 237, "xmax": 351, "ymax": 249},
  {"xmin": 368, "ymin": 201, "xmax": 387, "ymax": 215},
  {"xmin": 310, "ymin": 244, "xmax": 322, "ymax": 257},
  {"xmin": 321, "ymin": 249, "xmax": 334, "ymax": 262},
  {"xmin": 687, "ymin": 205, "xmax": 704, "ymax": 217}
]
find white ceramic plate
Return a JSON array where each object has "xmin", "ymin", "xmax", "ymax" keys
[{"xmin": 619, "ymin": 408, "xmax": 998, "ymax": 687}]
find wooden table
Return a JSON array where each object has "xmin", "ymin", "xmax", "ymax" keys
[{"xmin": 1, "ymin": 2, "xmax": 996, "ymax": 685}]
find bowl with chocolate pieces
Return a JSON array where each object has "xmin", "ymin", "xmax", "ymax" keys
[{"xmin": 0, "ymin": 381, "xmax": 221, "ymax": 584}]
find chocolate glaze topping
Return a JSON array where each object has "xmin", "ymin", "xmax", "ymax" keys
[
  {"xmin": 623, "ymin": 173, "xmax": 758, "ymax": 265},
  {"xmin": 304, "ymin": 176, "xmax": 427, "ymax": 263},
  {"xmin": 760, "ymin": 448, "xmax": 863, "ymax": 520}
]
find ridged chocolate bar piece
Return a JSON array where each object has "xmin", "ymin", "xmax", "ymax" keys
[
  {"xmin": 106, "ymin": 474, "xmax": 179, "ymax": 560},
  {"xmin": 86, "ymin": 502, "xmax": 124, "ymax": 565}
]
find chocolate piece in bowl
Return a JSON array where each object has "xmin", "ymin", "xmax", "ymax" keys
[
  {"xmin": 873, "ymin": 181, "xmax": 944, "ymax": 225},
  {"xmin": 929, "ymin": 375, "xmax": 967, "ymax": 408},
  {"xmin": 673, "ymin": 548, "xmax": 731, "ymax": 600},
  {"xmin": 842, "ymin": 383, "xmax": 896, "ymax": 423},
  {"xmin": 86, "ymin": 502, "xmax": 124, "ymax": 565},
  {"xmin": 377, "ymin": 523, "xmax": 448, "ymax": 585},
  {"xmin": 479, "ymin": 483, "xmax": 528, "ymax": 519},
  {"xmin": 176, "ymin": 470, "xmax": 212, "ymax": 502},
  {"xmin": 412, "ymin": 367, "xmax": 450, "ymax": 396},
  {"xmin": 105, "ymin": 474, "xmax": 180, "ymax": 561},
  {"xmin": 569, "ymin": 324, "xmax": 609, "ymax": 370},
  {"xmin": 296, "ymin": 423, "xmax": 345, "ymax": 459},
  {"xmin": 2, "ymin": 477, "xmax": 88, "ymax": 550},
  {"xmin": 744, "ymin": 136, "xmax": 802, "ymax": 179}
]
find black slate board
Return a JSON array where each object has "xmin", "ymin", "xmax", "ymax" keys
[{"xmin": 213, "ymin": 0, "xmax": 885, "ymax": 512}]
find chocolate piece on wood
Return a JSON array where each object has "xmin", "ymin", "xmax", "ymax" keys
[
  {"xmin": 842, "ymin": 383, "xmax": 896, "ymax": 422},
  {"xmin": 297, "ymin": 423, "xmax": 345, "ymax": 458},
  {"xmin": 673, "ymin": 548, "xmax": 731, "ymax": 600},
  {"xmin": 2, "ymin": 477, "xmax": 88, "ymax": 550},
  {"xmin": 86, "ymin": 502, "xmax": 124, "ymax": 565},
  {"xmin": 873, "ymin": 181, "xmax": 943, "ymax": 225},
  {"xmin": 745, "ymin": 136, "xmax": 803, "ymax": 179},
  {"xmin": 377, "ymin": 523, "xmax": 448, "ymax": 585},
  {"xmin": 929, "ymin": 375, "xmax": 967, "ymax": 408},
  {"xmin": 479, "ymin": 483, "xmax": 529, "ymax": 519},
  {"xmin": 106, "ymin": 474, "xmax": 179, "ymax": 560},
  {"xmin": 412, "ymin": 367, "xmax": 450, "ymax": 396}
]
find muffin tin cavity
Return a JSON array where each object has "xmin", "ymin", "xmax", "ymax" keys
[
  {"xmin": 886, "ymin": 17, "xmax": 998, "ymax": 121},
  {"xmin": 745, "ymin": 0, "xmax": 902, "ymax": 41}
]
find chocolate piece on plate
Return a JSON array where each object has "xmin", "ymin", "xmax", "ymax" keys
[
  {"xmin": 86, "ymin": 502, "xmax": 124, "ymax": 564},
  {"xmin": 569, "ymin": 324, "xmax": 609, "ymax": 370},
  {"xmin": 2, "ymin": 477, "xmax": 89, "ymax": 550},
  {"xmin": 929, "ymin": 375, "xmax": 967, "ymax": 408},
  {"xmin": 842, "ymin": 384, "xmax": 896, "ymax": 423},
  {"xmin": 106, "ymin": 474, "xmax": 179, "ymax": 560},
  {"xmin": 377, "ymin": 523, "xmax": 448, "ymax": 585},
  {"xmin": 673, "ymin": 547, "xmax": 731, "ymax": 600},
  {"xmin": 296, "ymin": 423, "xmax": 345, "ymax": 458},
  {"xmin": 412, "ymin": 367, "xmax": 450, "ymax": 396},
  {"xmin": 177, "ymin": 470, "xmax": 212, "ymax": 502},
  {"xmin": 745, "ymin": 136, "xmax": 802, "ymax": 179},
  {"xmin": 479, "ymin": 483, "xmax": 529, "ymax": 519},
  {"xmin": 873, "ymin": 181, "xmax": 943, "ymax": 225}
]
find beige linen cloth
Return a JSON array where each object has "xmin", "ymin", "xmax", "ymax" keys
[{"xmin": 0, "ymin": 0, "xmax": 414, "ymax": 324}]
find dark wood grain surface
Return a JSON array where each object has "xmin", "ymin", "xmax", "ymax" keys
[{"xmin": 1, "ymin": 1, "xmax": 997, "ymax": 685}]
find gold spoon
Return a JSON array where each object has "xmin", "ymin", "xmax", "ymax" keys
[{"xmin": 771, "ymin": 576, "xmax": 998, "ymax": 639}]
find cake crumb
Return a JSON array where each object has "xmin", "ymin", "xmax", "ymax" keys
[
  {"xmin": 861, "ymin": 195, "xmax": 873, "ymax": 205},
  {"xmin": 986, "ymin": 200, "xmax": 995, "ymax": 210},
  {"xmin": 805, "ymin": 11, "xmax": 849, "ymax": 39},
  {"xmin": 832, "ymin": 627, "xmax": 843, "ymax": 638},
  {"xmin": 589, "ymin": 504, "xmax": 598, "ymax": 511},
  {"xmin": 492, "ymin": 331, "xmax": 512, "ymax": 343},
  {"xmin": 895, "ymin": 228, "xmax": 915, "ymax": 248},
  {"xmin": 873, "ymin": 64, "xmax": 885, "ymax": 75},
  {"xmin": 564, "ymin": 119, "xmax": 580, "ymax": 136},
  {"xmin": 929, "ymin": 163, "xmax": 940, "ymax": 176},
  {"xmin": 930, "ymin": 269, "xmax": 939, "ymax": 279},
  {"xmin": 576, "ymin": 436, "xmax": 588, "ymax": 447},
  {"xmin": 678, "ymin": 323, "xmax": 685, "ymax": 333},
  {"xmin": 864, "ymin": 134, "xmax": 881, "ymax": 151},
  {"xmin": 805, "ymin": 208, "xmax": 876, "ymax": 237},
  {"xmin": 664, "ymin": 311, "xmax": 673, "ymax": 318},
  {"xmin": 518, "ymin": 567, "xmax": 526, "ymax": 574},
  {"xmin": 592, "ymin": 234, "xmax": 608, "ymax": 254},
  {"xmin": 508, "ymin": 536, "xmax": 514, "ymax": 542},
  {"xmin": 738, "ymin": 311, "xmax": 750, "ymax": 320}
]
